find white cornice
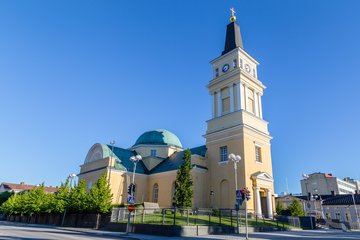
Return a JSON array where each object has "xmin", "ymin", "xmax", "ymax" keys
[{"xmin": 210, "ymin": 48, "xmax": 259, "ymax": 65}]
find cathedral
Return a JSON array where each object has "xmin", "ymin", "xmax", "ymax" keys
[{"xmin": 79, "ymin": 11, "xmax": 275, "ymax": 218}]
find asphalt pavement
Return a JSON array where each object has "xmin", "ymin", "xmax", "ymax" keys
[{"xmin": 1, "ymin": 221, "xmax": 360, "ymax": 240}]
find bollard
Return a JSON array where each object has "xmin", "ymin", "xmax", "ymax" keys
[{"xmin": 162, "ymin": 209, "xmax": 165, "ymax": 225}]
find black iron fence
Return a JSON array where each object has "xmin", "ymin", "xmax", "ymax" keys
[{"xmin": 111, "ymin": 207, "xmax": 298, "ymax": 229}]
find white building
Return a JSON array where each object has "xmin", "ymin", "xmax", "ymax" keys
[{"xmin": 301, "ymin": 173, "xmax": 357, "ymax": 196}]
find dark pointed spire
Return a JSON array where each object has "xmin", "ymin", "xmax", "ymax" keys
[{"xmin": 222, "ymin": 8, "xmax": 243, "ymax": 55}]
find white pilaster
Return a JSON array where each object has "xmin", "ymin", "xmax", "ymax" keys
[
  {"xmin": 255, "ymin": 186, "xmax": 262, "ymax": 217},
  {"xmin": 244, "ymin": 85, "xmax": 249, "ymax": 112},
  {"xmin": 211, "ymin": 93, "xmax": 215, "ymax": 118},
  {"xmin": 258, "ymin": 94, "xmax": 263, "ymax": 119},
  {"xmin": 229, "ymin": 84, "xmax": 234, "ymax": 113},
  {"xmin": 238, "ymin": 82, "xmax": 245, "ymax": 110},
  {"xmin": 217, "ymin": 90, "xmax": 222, "ymax": 117},
  {"xmin": 254, "ymin": 91, "xmax": 259, "ymax": 117},
  {"xmin": 266, "ymin": 189, "xmax": 273, "ymax": 218}
]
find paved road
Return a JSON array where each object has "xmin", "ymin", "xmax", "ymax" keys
[{"xmin": 1, "ymin": 221, "xmax": 360, "ymax": 240}]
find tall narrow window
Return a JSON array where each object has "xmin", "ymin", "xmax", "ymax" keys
[
  {"xmin": 153, "ymin": 183, "xmax": 159, "ymax": 203},
  {"xmin": 233, "ymin": 59, "xmax": 237, "ymax": 68},
  {"xmin": 221, "ymin": 87, "xmax": 230, "ymax": 114},
  {"xmin": 220, "ymin": 146, "xmax": 228, "ymax": 162},
  {"xmin": 150, "ymin": 149, "xmax": 157, "ymax": 157},
  {"xmin": 255, "ymin": 146, "xmax": 262, "ymax": 163},
  {"xmin": 215, "ymin": 68, "xmax": 219, "ymax": 77},
  {"xmin": 240, "ymin": 59, "xmax": 243, "ymax": 68},
  {"xmin": 247, "ymin": 88, "xmax": 255, "ymax": 114}
]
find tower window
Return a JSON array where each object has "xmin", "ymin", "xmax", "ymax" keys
[
  {"xmin": 221, "ymin": 87, "xmax": 230, "ymax": 114},
  {"xmin": 233, "ymin": 59, "xmax": 237, "ymax": 68},
  {"xmin": 215, "ymin": 68, "xmax": 219, "ymax": 77},
  {"xmin": 150, "ymin": 149, "xmax": 157, "ymax": 157},
  {"xmin": 153, "ymin": 183, "xmax": 159, "ymax": 203},
  {"xmin": 255, "ymin": 146, "xmax": 262, "ymax": 163},
  {"xmin": 247, "ymin": 88, "xmax": 255, "ymax": 114},
  {"xmin": 240, "ymin": 59, "xmax": 243, "ymax": 69},
  {"xmin": 253, "ymin": 69, "xmax": 256, "ymax": 78},
  {"xmin": 220, "ymin": 146, "xmax": 228, "ymax": 162}
]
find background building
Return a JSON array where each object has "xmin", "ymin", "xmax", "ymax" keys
[
  {"xmin": 301, "ymin": 173, "xmax": 357, "ymax": 196},
  {"xmin": 79, "ymin": 11, "xmax": 275, "ymax": 217},
  {"xmin": 0, "ymin": 182, "xmax": 58, "ymax": 194}
]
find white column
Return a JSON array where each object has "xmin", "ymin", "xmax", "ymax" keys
[
  {"xmin": 238, "ymin": 82, "xmax": 245, "ymax": 110},
  {"xmin": 244, "ymin": 85, "xmax": 249, "ymax": 112},
  {"xmin": 211, "ymin": 93, "xmax": 215, "ymax": 118},
  {"xmin": 254, "ymin": 91, "xmax": 259, "ymax": 117},
  {"xmin": 255, "ymin": 186, "xmax": 262, "ymax": 217},
  {"xmin": 217, "ymin": 90, "xmax": 222, "ymax": 117},
  {"xmin": 229, "ymin": 84, "xmax": 234, "ymax": 113},
  {"xmin": 266, "ymin": 189, "xmax": 273, "ymax": 218},
  {"xmin": 258, "ymin": 94, "xmax": 263, "ymax": 119}
]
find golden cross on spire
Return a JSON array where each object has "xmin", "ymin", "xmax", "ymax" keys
[
  {"xmin": 230, "ymin": 7, "xmax": 237, "ymax": 22},
  {"xmin": 230, "ymin": 7, "xmax": 236, "ymax": 17}
]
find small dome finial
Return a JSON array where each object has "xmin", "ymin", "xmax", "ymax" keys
[{"xmin": 230, "ymin": 7, "xmax": 236, "ymax": 22}]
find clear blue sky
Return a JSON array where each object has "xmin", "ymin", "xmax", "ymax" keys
[{"xmin": 1, "ymin": 0, "xmax": 359, "ymax": 194}]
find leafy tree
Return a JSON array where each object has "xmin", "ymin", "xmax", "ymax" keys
[
  {"xmin": 68, "ymin": 179, "xmax": 89, "ymax": 213},
  {"xmin": 25, "ymin": 185, "xmax": 47, "ymax": 214},
  {"xmin": 88, "ymin": 173, "xmax": 113, "ymax": 214},
  {"xmin": 0, "ymin": 192, "xmax": 13, "ymax": 206},
  {"xmin": 174, "ymin": 149, "xmax": 194, "ymax": 208},
  {"xmin": 288, "ymin": 199, "xmax": 304, "ymax": 216},
  {"xmin": 276, "ymin": 201, "xmax": 284, "ymax": 215},
  {"xmin": 51, "ymin": 180, "xmax": 70, "ymax": 214},
  {"xmin": 0, "ymin": 195, "xmax": 16, "ymax": 214}
]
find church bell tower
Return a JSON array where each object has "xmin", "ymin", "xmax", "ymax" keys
[{"xmin": 205, "ymin": 9, "xmax": 275, "ymax": 217}]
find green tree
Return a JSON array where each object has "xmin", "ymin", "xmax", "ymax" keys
[
  {"xmin": 0, "ymin": 192, "xmax": 13, "ymax": 206},
  {"xmin": 174, "ymin": 149, "xmax": 193, "ymax": 208},
  {"xmin": 88, "ymin": 173, "xmax": 113, "ymax": 214},
  {"xmin": 276, "ymin": 201, "xmax": 284, "ymax": 215},
  {"xmin": 51, "ymin": 180, "xmax": 70, "ymax": 214},
  {"xmin": 288, "ymin": 199, "xmax": 304, "ymax": 216},
  {"xmin": 68, "ymin": 179, "xmax": 89, "ymax": 213},
  {"xmin": 25, "ymin": 185, "xmax": 47, "ymax": 214}
]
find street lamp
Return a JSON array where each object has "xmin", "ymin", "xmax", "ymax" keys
[
  {"xmin": 62, "ymin": 173, "xmax": 76, "ymax": 226},
  {"xmin": 302, "ymin": 173, "xmax": 313, "ymax": 229},
  {"xmin": 227, "ymin": 153, "xmax": 245, "ymax": 237},
  {"xmin": 126, "ymin": 154, "xmax": 142, "ymax": 235},
  {"xmin": 228, "ymin": 153, "xmax": 241, "ymax": 191},
  {"xmin": 68, "ymin": 173, "xmax": 77, "ymax": 188},
  {"xmin": 108, "ymin": 140, "xmax": 116, "ymax": 185}
]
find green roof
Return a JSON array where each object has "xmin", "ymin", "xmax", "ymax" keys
[{"xmin": 133, "ymin": 129, "xmax": 183, "ymax": 148}]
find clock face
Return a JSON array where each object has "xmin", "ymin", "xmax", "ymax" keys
[
  {"xmin": 222, "ymin": 64, "xmax": 230, "ymax": 73},
  {"xmin": 245, "ymin": 64, "xmax": 251, "ymax": 73}
]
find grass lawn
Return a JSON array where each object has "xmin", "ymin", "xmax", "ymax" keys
[{"xmin": 118, "ymin": 211, "xmax": 295, "ymax": 229}]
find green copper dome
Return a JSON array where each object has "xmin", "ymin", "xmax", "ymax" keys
[{"xmin": 134, "ymin": 129, "xmax": 182, "ymax": 148}]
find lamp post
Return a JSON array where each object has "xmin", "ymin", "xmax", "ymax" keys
[
  {"xmin": 302, "ymin": 173, "xmax": 313, "ymax": 229},
  {"xmin": 61, "ymin": 173, "xmax": 76, "ymax": 226},
  {"xmin": 351, "ymin": 193, "xmax": 360, "ymax": 229},
  {"xmin": 108, "ymin": 140, "xmax": 116, "ymax": 185},
  {"xmin": 126, "ymin": 154, "xmax": 142, "ymax": 235},
  {"xmin": 228, "ymin": 153, "xmax": 246, "ymax": 238}
]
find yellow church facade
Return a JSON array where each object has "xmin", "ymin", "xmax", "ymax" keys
[{"xmin": 78, "ymin": 13, "xmax": 275, "ymax": 218}]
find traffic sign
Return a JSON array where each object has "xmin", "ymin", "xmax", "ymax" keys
[
  {"xmin": 128, "ymin": 195, "xmax": 135, "ymax": 204},
  {"xmin": 128, "ymin": 204, "xmax": 135, "ymax": 212}
]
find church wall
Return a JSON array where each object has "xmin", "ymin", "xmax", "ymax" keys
[
  {"xmin": 191, "ymin": 169, "xmax": 209, "ymax": 208},
  {"xmin": 206, "ymin": 129, "xmax": 245, "ymax": 209},
  {"xmin": 242, "ymin": 128, "xmax": 274, "ymax": 213},
  {"xmin": 147, "ymin": 171, "xmax": 177, "ymax": 208}
]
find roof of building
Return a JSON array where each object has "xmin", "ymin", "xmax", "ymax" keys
[
  {"xmin": 133, "ymin": 129, "xmax": 183, "ymax": 148},
  {"xmin": 150, "ymin": 146, "xmax": 207, "ymax": 174},
  {"xmin": 222, "ymin": 21, "xmax": 243, "ymax": 55},
  {"xmin": 322, "ymin": 194, "xmax": 360, "ymax": 206},
  {"xmin": 0, "ymin": 182, "xmax": 58, "ymax": 193},
  {"xmin": 108, "ymin": 145, "xmax": 207, "ymax": 175}
]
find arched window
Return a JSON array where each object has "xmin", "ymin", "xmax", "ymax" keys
[
  {"xmin": 172, "ymin": 182, "xmax": 176, "ymax": 206},
  {"xmin": 153, "ymin": 183, "xmax": 159, "ymax": 203}
]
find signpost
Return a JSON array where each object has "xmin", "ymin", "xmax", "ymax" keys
[{"xmin": 128, "ymin": 204, "xmax": 135, "ymax": 213}]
